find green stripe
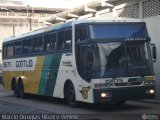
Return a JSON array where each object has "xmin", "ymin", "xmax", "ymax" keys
[
  {"xmin": 45, "ymin": 53, "xmax": 62, "ymax": 96},
  {"xmin": 38, "ymin": 55, "xmax": 53, "ymax": 95},
  {"xmin": 38, "ymin": 54, "xmax": 62, "ymax": 96}
]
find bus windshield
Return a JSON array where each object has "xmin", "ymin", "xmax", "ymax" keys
[
  {"xmin": 90, "ymin": 23, "xmax": 148, "ymax": 39},
  {"xmin": 92, "ymin": 41, "xmax": 153, "ymax": 78}
]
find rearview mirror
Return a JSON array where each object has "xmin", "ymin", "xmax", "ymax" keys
[{"xmin": 151, "ymin": 43, "xmax": 157, "ymax": 62}]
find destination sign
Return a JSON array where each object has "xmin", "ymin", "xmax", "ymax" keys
[{"xmin": 125, "ymin": 38, "xmax": 148, "ymax": 41}]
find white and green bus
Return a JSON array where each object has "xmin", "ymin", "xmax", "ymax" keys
[{"xmin": 2, "ymin": 17, "xmax": 157, "ymax": 107}]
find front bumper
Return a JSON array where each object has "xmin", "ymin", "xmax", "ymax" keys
[{"xmin": 93, "ymin": 86, "xmax": 155, "ymax": 103}]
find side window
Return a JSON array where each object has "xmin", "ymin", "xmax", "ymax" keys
[
  {"xmin": 64, "ymin": 29, "xmax": 72, "ymax": 50},
  {"xmin": 3, "ymin": 44, "xmax": 7, "ymax": 58},
  {"xmin": 7, "ymin": 43, "xmax": 14, "ymax": 57},
  {"xmin": 58, "ymin": 31, "xmax": 64, "ymax": 50},
  {"xmin": 15, "ymin": 41, "xmax": 23, "ymax": 56},
  {"xmin": 23, "ymin": 38, "xmax": 32, "ymax": 54},
  {"xmin": 75, "ymin": 25, "xmax": 88, "ymax": 43},
  {"xmin": 33, "ymin": 36, "xmax": 44, "ymax": 53},
  {"xmin": 44, "ymin": 33, "xmax": 57, "ymax": 52}
]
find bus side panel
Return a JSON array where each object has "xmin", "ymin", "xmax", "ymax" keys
[
  {"xmin": 2, "ymin": 57, "xmax": 45, "ymax": 94},
  {"xmin": 38, "ymin": 54, "xmax": 62, "ymax": 96},
  {"xmin": 52, "ymin": 53, "xmax": 95, "ymax": 103},
  {"xmin": 3, "ymin": 59, "xmax": 23, "ymax": 91},
  {"xmin": 3, "ymin": 71, "xmax": 13, "ymax": 90},
  {"xmin": 24, "ymin": 56, "xmax": 45, "ymax": 94},
  {"xmin": 44, "ymin": 54, "xmax": 62, "ymax": 96},
  {"xmin": 53, "ymin": 54, "xmax": 76, "ymax": 98}
]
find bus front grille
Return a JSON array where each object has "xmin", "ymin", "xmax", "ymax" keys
[{"xmin": 114, "ymin": 82, "xmax": 142, "ymax": 86}]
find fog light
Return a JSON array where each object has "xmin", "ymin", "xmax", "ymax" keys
[{"xmin": 149, "ymin": 89, "xmax": 155, "ymax": 94}]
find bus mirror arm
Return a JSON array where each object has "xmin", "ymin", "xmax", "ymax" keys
[{"xmin": 151, "ymin": 43, "xmax": 157, "ymax": 62}]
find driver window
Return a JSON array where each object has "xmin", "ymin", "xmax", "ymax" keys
[
  {"xmin": 76, "ymin": 45, "xmax": 92, "ymax": 82},
  {"xmin": 75, "ymin": 25, "xmax": 88, "ymax": 43}
]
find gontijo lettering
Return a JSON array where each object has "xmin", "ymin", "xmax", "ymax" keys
[{"xmin": 16, "ymin": 60, "xmax": 33, "ymax": 68}]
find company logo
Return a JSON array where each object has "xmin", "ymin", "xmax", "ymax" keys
[
  {"xmin": 62, "ymin": 61, "xmax": 72, "ymax": 67},
  {"xmin": 80, "ymin": 86, "xmax": 91, "ymax": 99},
  {"xmin": 142, "ymin": 114, "xmax": 148, "ymax": 120},
  {"xmin": 3, "ymin": 57, "xmax": 37, "ymax": 71},
  {"xmin": 105, "ymin": 79, "xmax": 123, "ymax": 84}
]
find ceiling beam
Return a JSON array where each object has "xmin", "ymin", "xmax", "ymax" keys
[
  {"xmin": 68, "ymin": 13, "xmax": 79, "ymax": 18},
  {"xmin": 101, "ymin": 1, "xmax": 114, "ymax": 7},
  {"xmin": 85, "ymin": 5, "xmax": 97, "ymax": 13},
  {"xmin": 78, "ymin": 13, "xmax": 94, "ymax": 19},
  {"xmin": 46, "ymin": 16, "xmax": 66, "ymax": 23}
]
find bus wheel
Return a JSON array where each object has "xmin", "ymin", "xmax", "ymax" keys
[
  {"xmin": 17, "ymin": 82, "xmax": 25, "ymax": 99},
  {"xmin": 13, "ymin": 84, "xmax": 19, "ymax": 98},
  {"xmin": 65, "ymin": 83, "xmax": 78, "ymax": 107},
  {"xmin": 11, "ymin": 79, "xmax": 18, "ymax": 97}
]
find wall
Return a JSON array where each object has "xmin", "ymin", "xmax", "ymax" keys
[{"xmin": 0, "ymin": 25, "xmax": 13, "ymax": 64}]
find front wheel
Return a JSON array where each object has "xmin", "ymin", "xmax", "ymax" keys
[{"xmin": 65, "ymin": 83, "xmax": 78, "ymax": 107}]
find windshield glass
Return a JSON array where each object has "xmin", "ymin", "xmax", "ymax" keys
[
  {"xmin": 90, "ymin": 23, "xmax": 148, "ymax": 39},
  {"xmin": 125, "ymin": 42, "xmax": 153, "ymax": 77},
  {"xmin": 92, "ymin": 41, "xmax": 153, "ymax": 78}
]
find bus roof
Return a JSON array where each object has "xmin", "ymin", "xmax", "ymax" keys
[
  {"xmin": 3, "ymin": 17, "xmax": 144, "ymax": 43},
  {"xmin": 75, "ymin": 17, "xmax": 144, "ymax": 24},
  {"xmin": 3, "ymin": 21, "xmax": 73, "ymax": 43}
]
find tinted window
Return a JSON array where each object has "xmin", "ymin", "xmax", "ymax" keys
[
  {"xmin": 58, "ymin": 31, "xmax": 64, "ymax": 50},
  {"xmin": 44, "ymin": 33, "xmax": 57, "ymax": 52},
  {"xmin": 75, "ymin": 25, "xmax": 88, "ymax": 42},
  {"xmin": 90, "ymin": 23, "xmax": 148, "ymax": 39},
  {"xmin": 15, "ymin": 41, "xmax": 23, "ymax": 56},
  {"xmin": 7, "ymin": 43, "xmax": 14, "ymax": 57},
  {"xmin": 3, "ymin": 44, "xmax": 7, "ymax": 58},
  {"xmin": 33, "ymin": 36, "xmax": 44, "ymax": 53},
  {"xmin": 23, "ymin": 38, "xmax": 32, "ymax": 54},
  {"xmin": 64, "ymin": 29, "xmax": 72, "ymax": 50}
]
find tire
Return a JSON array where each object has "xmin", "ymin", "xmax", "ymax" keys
[
  {"xmin": 65, "ymin": 83, "xmax": 78, "ymax": 107},
  {"xmin": 18, "ymin": 82, "xmax": 25, "ymax": 99},
  {"xmin": 12, "ymin": 82, "xmax": 19, "ymax": 98}
]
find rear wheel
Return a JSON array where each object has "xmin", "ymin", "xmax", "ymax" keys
[
  {"xmin": 65, "ymin": 83, "xmax": 78, "ymax": 107},
  {"xmin": 17, "ymin": 82, "xmax": 25, "ymax": 99},
  {"xmin": 13, "ymin": 84, "xmax": 19, "ymax": 98},
  {"xmin": 12, "ymin": 81, "xmax": 19, "ymax": 98}
]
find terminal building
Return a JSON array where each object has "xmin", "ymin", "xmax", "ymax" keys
[{"xmin": 0, "ymin": 0, "xmax": 64, "ymax": 63}]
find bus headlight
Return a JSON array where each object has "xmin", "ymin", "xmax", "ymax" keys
[
  {"xmin": 101, "ymin": 93, "xmax": 107, "ymax": 97},
  {"xmin": 149, "ymin": 89, "xmax": 155, "ymax": 94},
  {"xmin": 101, "ymin": 92, "xmax": 112, "ymax": 98},
  {"xmin": 146, "ymin": 89, "xmax": 155, "ymax": 94}
]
